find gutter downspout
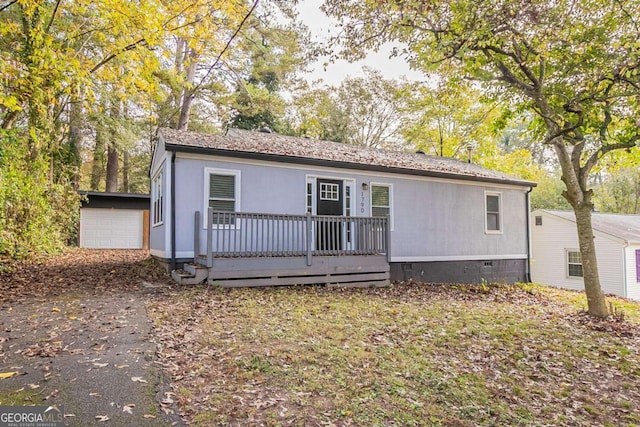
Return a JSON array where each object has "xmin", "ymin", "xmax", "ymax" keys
[
  {"xmin": 170, "ymin": 151, "xmax": 177, "ymax": 271},
  {"xmin": 525, "ymin": 187, "xmax": 533, "ymax": 283}
]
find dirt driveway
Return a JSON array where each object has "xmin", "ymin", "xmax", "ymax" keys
[{"xmin": 0, "ymin": 250, "xmax": 184, "ymax": 426}]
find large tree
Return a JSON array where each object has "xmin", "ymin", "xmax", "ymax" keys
[
  {"xmin": 288, "ymin": 68, "xmax": 413, "ymax": 148},
  {"xmin": 323, "ymin": 0, "xmax": 640, "ymax": 316}
]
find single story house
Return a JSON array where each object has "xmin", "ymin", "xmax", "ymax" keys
[
  {"xmin": 531, "ymin": 209, "xmax": 640, "ymax": 300},
  {"xmin": 78, "ymin": 191, "xmax": 150, "ymax": 249},
  {"xmin": 150, "ymin": 127, "xmax": 536, "ymax": 287}
]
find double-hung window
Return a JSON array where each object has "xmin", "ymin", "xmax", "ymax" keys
[
  {"xmin": 206, "ymin": 168, "xmax": 240, "ymax": 225},
  {"xmin": 151, "ymin": 172, "xmax": 163, "ymax": 226},
  {"xmin": 371, "ymin": 183, "xmax": 393, "ymax": 230},
  {"xmin": 567, "ymin": 250, "xmax": 583, "ymax": 278},
  {"xmin": 485, "ymin": 192, "xmax": 502, "ymax": 233}
]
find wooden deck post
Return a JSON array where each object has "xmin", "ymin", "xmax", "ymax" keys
[
  {"xmin": 207, "ymin": 208, "xmax": 214, "ymax": 268},
  {"xmin": 194, "ymin": 211, "xmax": 200, "ymax": 263},
  {"xmin": 386, "ymin": 215, "xmax": 392, "ymax": 263},
  {"xmin": 306, "ymin": 212, "xmax": 312, "ymax": 266}
]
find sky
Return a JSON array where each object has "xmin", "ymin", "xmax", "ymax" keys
[{"xmin": 295, "ymin": 1, "xmax": 424, "ymax": 86}]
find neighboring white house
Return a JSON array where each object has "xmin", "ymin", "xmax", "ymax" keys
[{"xmin": 531, "ymin": 209, "xmax": 640, "ymax": 300}]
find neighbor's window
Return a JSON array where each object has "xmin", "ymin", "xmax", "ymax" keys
[
  {"xmin": 535, "ymin": 215, "xmax": 543, "ymax": 226},
  {"xmin": 485, "ymin": 192, "xmax": 502, "ymax": 233},
  {"xmin": 151, "ymin": 172, "xmax": 163, "ymax": 226},
  {"xmin": 567, "ymin": 250, "xmax": 583, "ymax": 278},
  {"xmin": 206, "ymin": 168, "xmax": 240, "ymax": 225}
]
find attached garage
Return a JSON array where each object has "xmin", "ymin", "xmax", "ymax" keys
[{"xmin": 79, "ymin": 192, "xmax": 150, "ymax": 249}]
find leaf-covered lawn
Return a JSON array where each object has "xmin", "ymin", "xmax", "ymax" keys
[{"xmin": 148, "ymin": 283, "xmax": 640, "ymax": 427}]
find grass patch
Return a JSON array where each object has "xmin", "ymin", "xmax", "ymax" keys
[
  {"xmin": 149, "ymin": 282, "xmax": 640, "ymax": 426},
  {"xmin": 0, "ymin": 388, "xmax": 45, "ymax": 406}
]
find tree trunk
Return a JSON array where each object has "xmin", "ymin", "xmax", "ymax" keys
[
  {"xmin": 68, "ymin": 91, "xmax": 83, "ymax": 190},
  {"xmin": 105, "ymin": 97, "xmax": 120, "ymax": 192},
  {"xmin": 105, "ymin": 144, "xmax": 118, "ymax": 192},
  {"xmin": 177, "ymin": 47, "xmax": 198, "ymax": 131},
  {"xmin": 573, "ymin": 203, "xmax": 608, "ymax": 317},
  {"xmin": 90, "ymin": 127, "xmax": 106, "ymax": 190},
  {"xmin": 122, "ymin": 150, "xmax": 130, "ymax": 193},
  {"xmin": 554, "ymin": 140, "xmax": 608, "ymax": 317}
]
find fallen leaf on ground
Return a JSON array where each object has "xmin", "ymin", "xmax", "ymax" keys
[
  {"xmin": 0, "ymin": 371, "xmax": 23, "ymax": 379},
  {"xmin": 143, "ymin": 414, "xmax": 156, "ymax": 419},
  {"xmin": 52, "ymin": 307, "xmax": 60, "ymax": 312},
  {"xmin": 93, "ymin": 362, "xmax": 108, "ymax": 368},
  {"xmin": 123, "ymin": 404, "xmax": 135, "ymax": 414},
  {"xmin": 115, "ymin": 364, "xmax": 129, "ymax": 369},
  {"xmin": 95, "ymin": 415, "xmax": 109, "ymax": 422},
  {"xmin": 44, "ymin": 389, "xmax": 58, "ymax": 400},
  {"xmin": 131, "ymin": 376, "xmax": 148, "ymax": 383}
]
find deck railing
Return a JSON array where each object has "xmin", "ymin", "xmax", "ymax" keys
[{"xmin": 194, "ymin": 209, "xmax": 390, "ymax": 267}]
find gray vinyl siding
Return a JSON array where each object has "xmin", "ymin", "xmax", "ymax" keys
[
  {"xmin": 149, "ymin": 148, "xmax": 168, "ymax": 256},
  {"xmin": 170, "ymin": 154, "xmax": 529, "ymax": 260}
]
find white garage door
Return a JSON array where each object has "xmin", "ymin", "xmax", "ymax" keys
[{"xmin": 80, "ymin": 208, "xmax": 144, "ymax": 249}]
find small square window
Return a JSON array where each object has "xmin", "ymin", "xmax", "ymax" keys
[
  {"xmin": 320, "ymin": 183, "xmax": 339, "ymax": 201},
  {"xmin": 535, "ymin": 216, "xmax": 542, "ymax": 226}
]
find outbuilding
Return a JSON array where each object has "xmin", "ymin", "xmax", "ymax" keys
[{"xmin": 79, "ymin": 191, "xmax": 150, "ymax": 250}]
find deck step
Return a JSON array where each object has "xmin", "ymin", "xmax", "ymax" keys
[{"xmin": 171, "ymin": 263, "xmax": 208, "ymax": 285}]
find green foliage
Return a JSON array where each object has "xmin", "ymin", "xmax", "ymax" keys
[
  {"xmin": 287, "ymin": 68, "xmax": 413, "ymax": 148},
  {"xmin": 593, "ymin": 168, "xmax": 640, "ymax": 214},
  {"xmin": 0, "ymin": 130, "xmax": 80, "ymax": 258}
]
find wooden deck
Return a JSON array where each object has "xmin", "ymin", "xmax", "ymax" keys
[
  {"xmin": 171, "ymin": 209, "xmax": 390, "ymax": 288},
  {"xmin": 204, "ymin": 255, "xmax": 389, "ymax": 287}
]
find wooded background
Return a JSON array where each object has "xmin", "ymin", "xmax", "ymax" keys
[{"xmin": 1, "ymin": 0, "xmax": 638, "ymax": 264}]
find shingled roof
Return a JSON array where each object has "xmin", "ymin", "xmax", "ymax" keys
[{"xmin": 158, "ymin": 127, "xmax": 536, "ymax": 187}]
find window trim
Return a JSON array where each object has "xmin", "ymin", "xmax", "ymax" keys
[
  {"xmin": 566, "ymin": 249, "xmax": 584, "ymax": 279},
  {"xmin": 319, "ymin": 182, "xmax": 340, "ymax": 201},
  {"xmin": 484, "ymin": 191, "xmax": 503, "ymax": 234},
  {"xmin": 370, "ymin": 182, "xmax": 394, "ymax": 231},
  {"xmin": 151, "ymin": 171, "xmax": 163, "ymax": 227},
  {"xmin": 203, "ymin": 167, "xmax": 241, "ymax": 229}
]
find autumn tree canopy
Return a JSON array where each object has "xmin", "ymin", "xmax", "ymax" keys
[{"xmin": 322, "ymin": 0, "xmax": 640, "ymax": 316}]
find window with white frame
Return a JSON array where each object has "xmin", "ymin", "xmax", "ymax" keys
[
  {"xmin": 485, "ymin": 192, "xmax": 502, "ymax": 233},
  {"xmin": 206, "ymin": 168, "xmax": 240, "ymax": 225},
  {"xmin": 151, "ymin": 172, "xmax": 163, "ymax": 226},
  {"xmin": 371, "ymin": 184, "xmax": 393, "ymax": 228},
  {"xmin": 567, "ymin": 250, "xmax": 583, "ymax": 278},
  {"xmin": 320, "ymin": 182, "xmax": 340, "ymax": 201}
]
